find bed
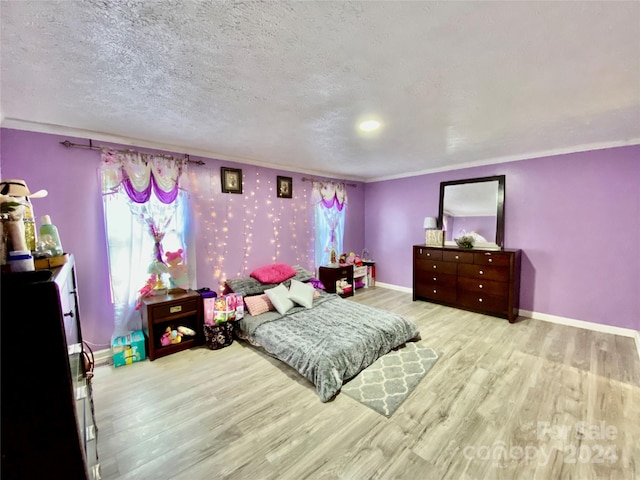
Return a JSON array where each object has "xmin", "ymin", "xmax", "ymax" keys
[{"xmin": 227, "ymin": 266, "xmax": 420, "ymax": 402}]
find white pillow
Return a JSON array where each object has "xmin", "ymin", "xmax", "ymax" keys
[
  {"xmin": 265, "ymin": 284, "xmax": 295, "ymax": 315},
  {"xmin": 288, "ymin": 279, "xmax": 315, "ymax": 308}
]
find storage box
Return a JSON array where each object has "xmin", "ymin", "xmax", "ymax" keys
[{"xmin": 111, "ymin": 330, "xmax": 146, "ymax": 367}]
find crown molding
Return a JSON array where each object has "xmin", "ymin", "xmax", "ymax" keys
[
  {"xmin": 0, "ymin": 118, "xmax": 367, "ymax": 183},
  {"xmin": 366, "ymin": 138, "xmax": 640, "ymax": 183}
]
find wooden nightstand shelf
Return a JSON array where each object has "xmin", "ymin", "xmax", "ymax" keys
[
  {"xmin": 141, "ymin": 290, "xmax": 204, "ymax": 360},
  {"xmin": 319, "ymin": 265, "xmax": 354, "ymax": 298}
]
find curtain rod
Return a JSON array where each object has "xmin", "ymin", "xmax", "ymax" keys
[
  {"xmin": 301, "ymin": 176, "xmax": 358, "ymax": 187},
  {"xmin": 59, "ymin": 139, "xmax": 205, "ymax": 166}
]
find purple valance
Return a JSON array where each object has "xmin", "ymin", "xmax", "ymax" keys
[
  {"xmin": 312, "ymin": 181, "xmax": 348, "ymax": 210},
  {"xmin": 319, "ymin": 194, "xmax": 346, "ymax": 211},
  {"xmin": 122, "ymin": 172, "xmax": 179, "ymax": 204},
  {"xmin": 101, "ymin": 149, "xmax": 185, "ymax": 204}
]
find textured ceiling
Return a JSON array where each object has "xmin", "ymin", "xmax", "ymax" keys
[{"xmin": 1, "ymin": 1, "xmax": 639, "ymax": 181}]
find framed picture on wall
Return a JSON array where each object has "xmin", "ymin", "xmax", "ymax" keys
[
  {"xmin": 277, "ymin": 176, "xmax": 292, "ymax": 198},
  {"xmin": 221, "ymin": 167, "xmax": 242, "ymax": 194}
]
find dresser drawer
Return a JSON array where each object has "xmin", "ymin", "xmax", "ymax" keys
[
  {"xmin": 473, "ymin": 251, "xmax": 511, "ymax": 267},
  {"xmin": 458, "ymin": 264, "xmax": 509, "ymax": 282},
  {"xmin": 415, "ymin": 283, "xmax": 456, "ymax": 303},
  {"xmin": 457, "ymin": 291, "xmax": 508, "ymax": 315},
  {"xmin": 151, "ymin": 298, "xmax": 199, "ymax": 320},
  {"xmin": 418, "ymin": 272, "xmax": 457, "ymax": 288},
  {"xmin": 415, "ymin": 259, "xmax": 457, "ymax": 275},
  {"xmin": 414, "ymin": 247, "xmax": 442, "ymax": 261},
  {"xmin": 443, "ymin": 250, "xmax": 474, "ymax": 263},
  {"xmin": 458, "ymin": 277, "xmax": 508, "ymax": 298}
]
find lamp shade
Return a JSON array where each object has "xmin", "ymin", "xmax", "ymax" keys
[{"xmin": 423, "ymin": 217, "xmax": 437, "ymax": 229}]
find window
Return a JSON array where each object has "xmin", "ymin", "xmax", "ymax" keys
[{"xmin": 312, "ymin": 181, "xmax": 347, "ymax": 267}]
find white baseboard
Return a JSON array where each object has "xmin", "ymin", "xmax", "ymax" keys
[
  {"xmin": 519, "ymin": 309, "xmax": 640, "ymax": 361},
  {"xmin": 373, "ymin": 284, "xmax": 640, "ymax": 362},
  {"xmin": 93, "ymin": 348, "xmax": 113, "ymax": 366},
  {"xmin": 374, "ymin": 282, "xmax": 412, "ymax": 294}
]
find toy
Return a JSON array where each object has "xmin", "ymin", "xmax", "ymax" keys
[
  {"xmin": 177, "ymin": 326, "xmax": 196, "ymax": 336},
  {"xmin": 160, "ymin": 326, "xmax": 183, "ymax": 346},
  {"xmin": 165, "ymin": 249, "xmax": 189, "ymax": 289},
  {"xmin": 134, "ymin": 275, "xmax": 158, "ymax": 310},
  {"xmin": 336, "ymin": 279, "xmax": 352, "ymax": 295},
  {"xmin": 338, "ymin": 252, "xmax": 362, "ymax": 266}
]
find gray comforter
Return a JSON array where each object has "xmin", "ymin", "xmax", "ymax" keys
[{"xmin": 236, "ymin": 293, "xmax": 420, "ymax": 402}]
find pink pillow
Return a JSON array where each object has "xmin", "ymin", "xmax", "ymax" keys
[
  {"xmin": 244, "ymin": 294, "xmax": 275, "ymax": 316},
  {"xmin": 250, "ymin": 263, "xmax": 296, "ymax": 284}
]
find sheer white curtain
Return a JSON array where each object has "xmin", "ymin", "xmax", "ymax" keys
[
  {"xmin": 312, "ymin": 181, "xmax": 347, "ymax": 268},
  {"xmin": 101, "ymin": 150, "xmax": 195, "ymax": 339}
]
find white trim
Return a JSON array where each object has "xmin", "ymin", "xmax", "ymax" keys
[
  {"xmin": 520, "ymin": 309, "xmax": 640, "ymax": 361},
  {"xmin": 374, "ymin": 282, "xmax": 412, "ymax": 294},
  {"xmin": 366, "ymin": 139, "xmax": 640, "ymax": 183},
  {"xmin": 377, "ymin": 283, "xmax": 640, "ymax": 361},
  {"xmin": 5, "ymin": 119, "xmax": 638, "ymax": 185},
  {"xmin": 93, "ymin": 348, "xmax": 113, "ymax": 366},
  {"xmin": 1, "ymin": 118, "xmax": 367, "ymax": 182}
]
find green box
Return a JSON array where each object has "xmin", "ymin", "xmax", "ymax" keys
[{"xmin": 111, "ymin": 330, "xmax": 146, "ymax": 367}]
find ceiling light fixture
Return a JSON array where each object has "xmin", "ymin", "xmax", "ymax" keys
[{"xmin": 358, "ymin": 120, "xmax": 381, "ymax": 132}]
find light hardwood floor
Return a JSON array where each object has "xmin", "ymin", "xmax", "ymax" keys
[{"xmin": 92, "ymin": 287, "xmax": 640, "ymax": 480}]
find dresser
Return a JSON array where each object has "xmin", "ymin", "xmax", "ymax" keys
[
  {"xmin": 1, "ymin": 255, "xmax": 99, "ymax": 479},
  {"xmin": 413, "ymin": 245, "xmax": 521, "ymax": 322}
]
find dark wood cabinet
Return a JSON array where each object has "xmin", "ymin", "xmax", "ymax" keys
[
  {"xmin": 319, "ymin": 265, "xmax": 354, "ymax": 298},
  {"xmin": 1, "ymin": 255, "xmax": 99, "ymax": 479},
  {"xmin": 413, "ymin": 245, "xmax": 521, "ymax": 322},
  {"xmin": 141, "ymin": 290, "xmax": 204, "ymax": 360}
]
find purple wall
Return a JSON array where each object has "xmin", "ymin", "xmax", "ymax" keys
[
  {"xmin": 0, "ymin": 128, "xmax": 364, "ymax": 349},
  {"xmin": 364, "ymin": 145, "xmax": 640, "ymax": 330},
  {"xmin": 3, "ymin": 128, "xmax": 637, "ymax": 340}
]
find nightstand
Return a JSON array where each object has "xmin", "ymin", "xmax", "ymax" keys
[
  {"xmin": 319, "ymin": 265, "xmax": 354, "ymax": 298},
  {"xmin": 141, "ymin": 290, "xmax": 204, "ymax": 360}
]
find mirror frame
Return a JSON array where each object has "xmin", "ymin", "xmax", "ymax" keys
[{"xmin": 438, "ymin": 175, "xmax": 506, "ymax": 248}]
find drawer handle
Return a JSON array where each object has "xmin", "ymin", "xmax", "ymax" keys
[
  {"xmin": 433, "ymin": 289, "xmax": 437, "ymax": 294},
  {"xmin": 488, "ymin": 259, "xmax": 493, "ymax": 263},
  {"xmin": 478, "ymin": 298, "xmax": 483, "ymax": 302},
  {"xmin": 455, "ymin": 255, "xmax": 459, "ymax": 259},
  {"xmin": 433, "ymin": 277, "xmax": 437, "ymax": 281},
  {"xmin": 479, "ymin": 284, "xmax": 483, "ymax": 289},
  {"xmin": 433, "ymin": 265, "xmax": 437, "ymax": 269},
  {"xmin": 170, "ymin": 305, "xmax": 183, "ymax": 314},
  {"xmin": 426, "ymin": 253, "xmax": 431, "ymax": 257},
  {"xmin": 64, "ymin": 310, "xmax": 74, "ymax": 318},
  {"xmin": 479, "ymin": 270, "xmax": 484, "ymax": 275}
]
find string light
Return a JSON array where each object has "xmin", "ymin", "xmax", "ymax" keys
[{"xmin": 189, "ymin": 166, "xmax": 319, "ymax": 290}]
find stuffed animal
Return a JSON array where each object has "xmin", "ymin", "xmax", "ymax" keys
[
  {"xmin": 177, "ymin": 326, "xmax": 196, "ymax": 336},
  {"xmin": 165, "ymin": 249, "xmax": 189, "ymax": 289},
  {"xmin": 160, "ymin": 326, "xmax": 183, "ymax": 346}
]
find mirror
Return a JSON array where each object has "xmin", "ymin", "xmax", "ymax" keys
[{"xmin": 438, "ymin": 175, "xmax": 505, "ymax": 248}]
